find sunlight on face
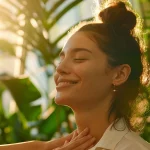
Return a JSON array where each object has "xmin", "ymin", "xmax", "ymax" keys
[{"xmin": 54, "ymin": 32, "xmax": 114, "ymax": 111}]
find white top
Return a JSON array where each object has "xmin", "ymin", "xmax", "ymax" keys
[{"xmin": 89, "ymin": 119, "xmax": 150, "ymax": 150}]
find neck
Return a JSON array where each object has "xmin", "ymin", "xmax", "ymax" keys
[{"xmin": 74, "ymin": 102, "xmax": 116, "ymax": 144}]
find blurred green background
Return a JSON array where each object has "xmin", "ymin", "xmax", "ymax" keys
[{"xmin": 0, "ymin": 0, "xmax": 150, "ymax": 144}]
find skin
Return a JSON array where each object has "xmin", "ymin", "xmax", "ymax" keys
[
  {"xmin": 53, "ymin": 128, "xmax": 96, "ymax": 150},
  {"xmin": 54, "ymin": 31, "xmax": 131, "ymax": 144},
  {"xmin": 0, "ymin": 31, "xmax": 131, "ymax": 150},
  {"xmin": 0, "ymin": 128, "xmax": 95, "ymax": 150}
]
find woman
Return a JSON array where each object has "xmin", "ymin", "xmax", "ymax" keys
[
  {"xmin": 54, "ymin": 1, "xmax": 150, "ymax": 150},
  {"xmin": 0, "ymin": 1, "xmax": 150, "ymax": 150}
]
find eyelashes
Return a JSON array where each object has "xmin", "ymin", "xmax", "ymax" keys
[
  {"xmin": 74, "ymin": 58, "xmax": 88, "ymax": 63},
  {"xmin": 57, "ymin": 57, "xmax": 88, "ymax": 64},
  {"xmin": 74, "ymin": 58, "xmax": 87, "ymax": 60}
]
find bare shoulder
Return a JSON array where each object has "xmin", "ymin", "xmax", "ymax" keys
[{"xmin": 115, "ymin": 131, "xmax": 150, "ymax": 150}]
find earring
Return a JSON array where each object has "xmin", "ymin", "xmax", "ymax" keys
[{"xmin": 113, "ymin": 84, "xmax": 117, "ymax": 92}]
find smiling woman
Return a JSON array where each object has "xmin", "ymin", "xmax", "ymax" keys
[
  {"xmin": 53, "ymin": 0, "xmax": 150, "ymax": 150},
  {"xmin": 0, "ymin": 0, "xmax": 150, "ymax": 150},
  {"xmin": 54, "ymin": 32, "xmax": 112, "ymax": 111}
]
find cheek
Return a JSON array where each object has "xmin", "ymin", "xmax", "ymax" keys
[
  {"xmin": 79, "ymin": 64, "xmax": 106, "ymax": 82},
  {"xmin": 79, "ymin": 65, "xmax": 112, "ymax": 92}
]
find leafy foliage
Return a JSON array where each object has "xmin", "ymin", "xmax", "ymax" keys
[
  {"xmin": 0, "ymin": 0, "xmax": 85, "ymax": 143},
  {"xmin": 0, "ymin": 0, "xmax": 149, "ymax": 144}
]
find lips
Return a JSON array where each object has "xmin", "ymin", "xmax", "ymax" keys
[{"xmin": 56, "ymin": 79, "xmax": 79, "ymax": 89}]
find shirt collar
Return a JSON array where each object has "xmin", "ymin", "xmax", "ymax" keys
[{"xmin": 90, "ymin": 118, "xmax": 129, "ymax": 150}]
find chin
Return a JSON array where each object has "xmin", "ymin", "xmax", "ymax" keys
[
  {"xmin": 54, "ymin": 98, "xmax": 64, "ymax": 105},
  {"xmin": 54, "ymin": 94, "xmax": 68, "ymax": 105},
  {"xmin": 55, "ymin": 97, "xmax": 75, "ymax": 110}
]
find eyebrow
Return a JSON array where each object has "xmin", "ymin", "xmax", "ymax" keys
[{"xmin": 59, "ymin": 48, "xmax": 92, "ymax": 57}]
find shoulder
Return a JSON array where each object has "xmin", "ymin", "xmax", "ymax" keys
[{"xmin": 115, "ymin": 131, "xmax": 150, "ymax": 150}]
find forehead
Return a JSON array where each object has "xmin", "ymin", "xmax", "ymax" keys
[{"xmin": 63, "ymin": 31, "xmax": 100, "ymax": 53}]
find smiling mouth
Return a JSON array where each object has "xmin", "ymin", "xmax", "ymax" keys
[{"xmin": 56, "ymin": 81, "xmax": 78, "ymax": 89}]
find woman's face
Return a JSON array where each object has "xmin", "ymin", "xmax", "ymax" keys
[{"xmin": 54, "ymin": 32, "xmax": 115, "ymax": 110}]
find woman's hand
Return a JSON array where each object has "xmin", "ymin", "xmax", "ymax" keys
[
  {"xmin": 52, "ymin": 128, "xmax": 96, "ymax": 150},
  {"xmin": 44, "ymin": 131, "xmax": 74, "ymax": 150}
]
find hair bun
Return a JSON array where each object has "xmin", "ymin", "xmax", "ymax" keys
[{"xmin": 99, "ymin": 2, "xmax": 136, "ymax": 32}]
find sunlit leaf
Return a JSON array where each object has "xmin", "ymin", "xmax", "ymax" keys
[
  {"xmin": 47, "ymin": 0, "xmax": 83, "ymax": 30},
  {"xmin": 0, "ymin": 75, "xmax": 42, "ymax": 121},
  {"xmin": 39, "ymin": 105, "xmax": 67, "ymax": 138}
]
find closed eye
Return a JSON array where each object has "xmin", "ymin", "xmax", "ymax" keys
[
  {"xmin": 74, "ymin": 58, "xmax": 88, "ymax": 63},
  {"xmin": 74, "ymin": 58, "xmax": 86, "ymax": 60}
]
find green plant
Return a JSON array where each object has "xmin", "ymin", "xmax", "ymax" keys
[{"xmin": 0, "ymin": 0, "xmax": 90, "ymax": 143}]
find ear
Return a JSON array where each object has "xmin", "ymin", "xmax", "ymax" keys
[{"xmin": 112, "ymin": 64, "xmax": 131, "ymax": 86}]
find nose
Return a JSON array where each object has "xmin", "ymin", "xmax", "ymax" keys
[
  {"xmin": 55, "ymin": 59, "xmax": 71, "ymax": 75},
  {"xmin": 54, "ymin": 59, "xmax": 71, "ymax": 85}
]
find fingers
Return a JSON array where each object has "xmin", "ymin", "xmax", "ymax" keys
[
  {"xmin": 52, "ymin": 128, "xmax": 96, "ymax": 150},
  {"xmin": 63, "ymin": 134, "xmax": 95, "ymax": 150},
  {"xmin": 46, "ymin": 138, "xmax": 65, "ymax": 150},
  {"xmin": 76, "ymin": 128, "xmax": 89, "ymax": 139},
  {"xmin": 63, "ymin": 131, "xmax": 75, "ymax": 142},
  {"xmin": 71, "ymin": 130, "xmax": 78, "ymax": 141},
  {"xmin": 74, "ymin": 136, "xmax": 96, "ymax": 150},
  {"xmin": 71, "ymin": 127, "xmax": 90, "ymax": 142},
  {"xmin": 63, "ymin": 140, "xmax": 69, "ymax": 146},
  {"xmin": 64, "ymin": 127, "xmax": 89, "ymax": 143},
  {"xmin": 46, "ymin": 131, "xmax": 75, "ymax": 150}
]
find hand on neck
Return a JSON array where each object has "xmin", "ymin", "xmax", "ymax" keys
[{"xmin": 74, "ymin": 103, "xmax": 116, "ymax": 144}]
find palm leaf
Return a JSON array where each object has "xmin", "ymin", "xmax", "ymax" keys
[
  {"xmin": 51, "ymin": 17, "xmax": 94, "ymax": 49},
  {"xmin": 46, "ymin": 0, "xmax": 66, "ymax": 18},
  {"xmin": 47, "ymin": 0, "xmax": 83, "ymax": 30}
]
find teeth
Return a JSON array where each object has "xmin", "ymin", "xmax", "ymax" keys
[{"xmin": 58, "ymin": 81, "xmax": 77, "ymax": 86}]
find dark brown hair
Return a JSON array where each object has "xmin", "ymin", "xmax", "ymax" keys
[{"xmin": 72, "ymin": 1, "xmax": 146, "ymax": 130}]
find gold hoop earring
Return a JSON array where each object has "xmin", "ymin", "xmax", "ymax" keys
[{"xmin": 113, "ymin": 84, "xmax": 117, "ymax": 92}]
